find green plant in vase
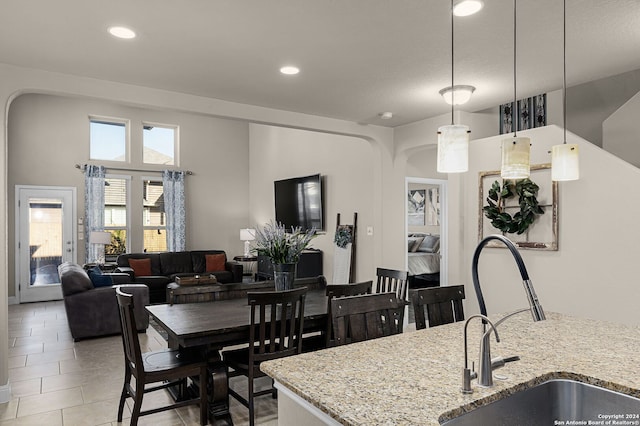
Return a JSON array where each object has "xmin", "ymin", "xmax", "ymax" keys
[{"xmin": 253, "ymin": 221, "xmax": 315, "ymax": 290}]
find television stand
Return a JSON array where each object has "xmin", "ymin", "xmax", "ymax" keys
[{"xmin": 256, "ymin": 249, "xmax": 323, "ymax": 280}]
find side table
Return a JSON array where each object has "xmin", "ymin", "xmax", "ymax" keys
[{"xmin": 233, "ymin": 255, "xmax": 257, "ymax": 281}]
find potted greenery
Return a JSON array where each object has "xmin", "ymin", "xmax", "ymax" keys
[{"xmin": 253, "ymin": 221, "xmax": 316, "ymax": 291}]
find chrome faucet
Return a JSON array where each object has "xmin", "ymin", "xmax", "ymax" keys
[
  {"xmin": 472, "ymin": 234, "xmax": 545, "ymax": 322},
  {"xmin": 462, "ymin": 313, "xmax": 522, "ymax": 393},
  {"xmin": 460, "ymin": 235, "xmax": 544, "ymax": 393}
]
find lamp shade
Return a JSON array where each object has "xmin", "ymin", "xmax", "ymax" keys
[
  {"xmin": 501, "ymin": 137, "xmax": 531, "ymax": 179},
  {"xmin": 552, "ymin": 144, "xmax": 579, "ymax": 181},
  {"xmin": 90, "ymin": 231, "xmax": 112, "ymax": 245},
  {"xmin": 240, "ymin": 228, "xmax": 255, "ymax": 241},
  {"xmin": 439, "ymin": 85, "xmax": 475, "ymax": 105},
  {"xmin": 437, "ymin": 124, "xmax": 470, "ymax": 173}
]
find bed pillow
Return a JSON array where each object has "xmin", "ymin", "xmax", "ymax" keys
[
  {"xmin": 418, "ymin": 235, "xmax": 440, "ymax": 253},
  {"xmin": 408, "ymin": 237, "xmax": 422, "ymax": 252}
]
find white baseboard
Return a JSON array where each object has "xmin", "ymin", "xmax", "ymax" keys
[
  {"xmin": 0, "ymin": 383, "xmax": 10, "ymax": 403},
  {"xmin": 8, "ymin": 296, "xmax": 18, "ymax": 305}
]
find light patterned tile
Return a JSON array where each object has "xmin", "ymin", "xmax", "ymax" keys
[
  {"xmin": 14, "ymin": 335, "xmax": 58, "ymax": 347},
  {"xmin": 8, "ymin": 362, "xmax": 59, "ymax": 383},
  {"xmin": 61, "ymin": 397, "xmax": 126, "ymax": 426},
  {"xmin": 42, "ymin": 372, "xmax": 86, "ymax": 394},
  {"xmin": 26, "ymin": 349, "xmax": 75, "ymax": 366},
  {"xmin": 80, "ymin": 377, "xmax": 123, "ymax": 404},
  {"xmin": 43, "ymin": 341, "xmax": 75, "ymax": 353},
  {"xmin": 0, "ymin": 399, "xmax": 18, "ymax": 421},
  {"xmin": 6, "ymin": 379, "xmax": 41, "ymax": 398},
  {"xmin": 0, "ymin": 410, "xmax": 62, "ymax": 426},
  {"xmin": 7, "ymin": 357, "xmax": 26, "ymax": 369},
  {"xmin": 8, "ymin": 344, "xmax": 42, "ymax": 358},
  {"xmin": 16, "ymin": 387, "xmax": 83, "ymax": 418}
]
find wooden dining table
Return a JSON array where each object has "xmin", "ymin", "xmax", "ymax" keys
[{"xmin": 145, "ymin": 287, "xmax": 328, "ymax": 424}]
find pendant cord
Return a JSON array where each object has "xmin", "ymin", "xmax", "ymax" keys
[
  {"xmin": 513, "ymin": 0, "xmax": 517, "ymax": 137},
  {"xmin": 450, "ymin": 0, "xmax": 455, "ymax": 126},
  {"xmin": 563, "ymin": 0, "xmax": 567, "ymax": 144}
]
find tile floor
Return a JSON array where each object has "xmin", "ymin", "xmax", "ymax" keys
[{"xmin": 1, "ymin": 301, "xmax": 278, "ymax": 426}]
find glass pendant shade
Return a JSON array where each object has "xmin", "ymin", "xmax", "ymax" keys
[
  {"xmin": 551, "ymin": 144, "xmax": 579, "ymax": 181},
  {"xmin": 437, "ymin": 124, "xmax": 470, "ymax": 173},
  {"xmin": 501, "ymin": 136, "xmax": 531, "ymax": 179},
  {"xmin": 439, "ymin": 85, "xmax": 476, "ymax": 105}
]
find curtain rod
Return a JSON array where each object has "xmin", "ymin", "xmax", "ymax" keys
[{"xmin": 75, "ymin": 164, "xmax": 193, "ymax": 175}]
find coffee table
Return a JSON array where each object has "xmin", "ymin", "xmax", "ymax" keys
[{"xmin": 167, "ymin": 278, "xmax": 218, "ymax": 305}]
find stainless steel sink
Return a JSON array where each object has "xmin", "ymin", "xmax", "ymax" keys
[{"xmin": 440, "ymin": 379, "xmax": 640, "ymax": 426}]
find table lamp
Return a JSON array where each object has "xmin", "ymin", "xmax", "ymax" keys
[
  {"xmin": 240, "ymin": 228, "xmax": 255, "ymax": 257},
  {"xmin": 90, "ymin": 231, "xmax": 112, "ymax": 265}
]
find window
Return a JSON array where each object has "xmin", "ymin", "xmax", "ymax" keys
[
  {"xmin": 143, "ymin": 179, "xmax": 167, "ymax": 252},
  {"xmin": 143, "ymin": 124, "xmax": 177, "ymax": 165},
  {"xmin": 104, "ymin": 177, "xmax": 129, "ymax": 259},
  {"xmin": 89, "ymin": 119, "xmax": 127, "ymax": 161}
]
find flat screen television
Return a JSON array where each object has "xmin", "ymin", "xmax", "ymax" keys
[{"xmin": 274, "ymin": 174, "xmax": 324, "ymax": 232}]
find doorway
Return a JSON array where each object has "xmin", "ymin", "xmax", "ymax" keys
[
  {"xmin": 404, "ymin": 177, "xmax": 447, "ymax": 288},
  {"xmin": 16, "ymin": 186, "xmax": 77, "ymax": 303}
]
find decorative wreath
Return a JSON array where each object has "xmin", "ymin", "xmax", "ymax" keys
[
  {"xmin": 483, "ymin": 178, "xmax": 545, "ymax": 235},
  {"xmin": 334, "ymin": 226, "xmax": 353, "ymax": 248}
]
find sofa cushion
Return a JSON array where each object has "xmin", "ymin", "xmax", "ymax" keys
[
  {"xmin": 191, "ymin": 250, "xmax": 227, "ymax": 273},
  {"xmin": 159, "ymin": 251, "xmax": 192, "ymax": 275},
  {"xmin": 87, "ymin": 266, "xmax": 113, "ymax": 288},
  {"xmin": 58, "ymin": 262, "xmax": 93, "ymax": 296},
  {"xmin": 205, "ymin": 253, "xmax": 226, "ymax": 272},
  {"xmin": 129, "ymin": 258, "xmax": 152, "ymax": 276}
]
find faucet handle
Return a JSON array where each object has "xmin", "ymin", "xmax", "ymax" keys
[
  {"xmin": 491, "ymin": 355, "xmax": 520, "ymax": 370},
  {"xmin": 461, "ymin": 368, "xmax": 474, "ymax": 394}
]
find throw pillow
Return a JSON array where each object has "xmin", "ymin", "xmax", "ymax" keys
[
  {"xmin": 205, "ymin": 254, "xmax": 226, "ymax": 272},
  {"xmin": 87, "ymin": 266, "xmax": 113, "ymax": 288},
  {"xmin": 128, "ymin": 258, "xmax": 152, "ymax": 276},
  {"xmin": 418, "ymin": 235, "xmax": 440, "ymax": 253}
]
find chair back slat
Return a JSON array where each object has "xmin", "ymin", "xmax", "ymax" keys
[
  {"xmin": 247, "ymin": 287, "xmax": 307, "ymax": 363},
  {"xmin": 375, "ymin": 268, "xmax": 409, "ymax": 301},
  {"xmin": 116, "ymin": 287, "xmax": 144, "ymax": 374},
  {"xmin": 324, "ymin": 281, "xmax": 372, "ymax": 346},
  {"xmin": 410, "ymin": 285, "xmax": 465, "ymax": 330},
  {"xmin": 331, "ymin": 292, "xmax": 405, "ymax": 346}
]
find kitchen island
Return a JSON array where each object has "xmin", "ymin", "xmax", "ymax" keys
[{"xmin": 261, "ymin": 312, "xmax": 640, "ymax": 425}]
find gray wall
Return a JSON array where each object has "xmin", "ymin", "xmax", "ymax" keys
[{"xmin": 7, "ymin": 93, "xmax": 250, "ymax": 297}]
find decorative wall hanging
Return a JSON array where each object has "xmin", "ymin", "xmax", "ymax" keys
[
  {"xmin": 427, "ymin": 188, "xmax": 440, "ymax": 226},
  {"xmin": 408, "ymin": 189, "xmax": 426, "ymax": 226},
  {"xmin": 499, "ymin": 94, "xmax": 547, "ymax": 134},
  {"xmin": 478, "ymin": 163, "xmax": 558, "ymax": 250}
]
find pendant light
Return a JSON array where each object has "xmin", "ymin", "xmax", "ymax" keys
[
  {"xmin": 501, "ymin": 0, "xmax": 531, "ymax": 179},
  {"xmin": 437, "ymin": 0, "xmax": 471, "ymax": 174},
  {"xmin": 551, "ymin": 0, "xmax": 579, "ymax": 181}
]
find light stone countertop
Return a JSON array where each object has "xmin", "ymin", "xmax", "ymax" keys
[{"xmin": 261, "ymin": 312, "xmax": 640, "ymax": 425}]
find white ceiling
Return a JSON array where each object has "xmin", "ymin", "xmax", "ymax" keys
[{"xmin": 1, "ymin": 0, "xmax": 639, "ymax": 127}]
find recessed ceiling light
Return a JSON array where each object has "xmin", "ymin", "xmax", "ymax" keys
[
  {"xmin": 379, "ymin": 112, "xmax": 393, "ymax": 120},
  {"xmin": 280, "ymin": 66, "xmax": 300, "ymax": 75},
  {"xmin": 108, "ymin": 26, "xmax": 136, "ymax": 39},
  {"xmin": 453, "ymin": 0, "xmax": 484, "ymax": 17}
]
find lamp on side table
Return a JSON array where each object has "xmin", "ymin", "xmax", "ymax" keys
[
  {"xmin": 89, "ymin": 231, "xmax": 112, "ymax": 266},
  {"xmin": 240, "ymin": 228, "xmax": 255, "ymax": 257}
]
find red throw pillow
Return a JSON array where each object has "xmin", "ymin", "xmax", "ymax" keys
[
  {"xmin": 128, "ymin": 258, "xmax": 152, "ymax": 276},
  {"xmin": 205, "ymin": 254, "xmax": 226, "ymax": 272}
]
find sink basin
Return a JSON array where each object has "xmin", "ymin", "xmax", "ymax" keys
[{"xmin": 440, "ymin": 379, "xmax": 640, "ymax": 426}]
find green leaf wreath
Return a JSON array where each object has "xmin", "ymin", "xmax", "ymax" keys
[
  {"xmin": 334, "ymin": 226, "xmax": 353, "ymax": 248},
  {"xmin": 483, "ymin": 178, "xmax": 545, "ymax": 235}
]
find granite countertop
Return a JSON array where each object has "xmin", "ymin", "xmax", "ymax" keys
[{"xmin": 261, "ymin": 312, "xmax": 640, "ymax": 425}]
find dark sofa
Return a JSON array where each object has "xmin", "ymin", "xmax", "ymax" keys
[
  {"xmin": 58, "ymin": 262, "xmax": 149, "ymax": 341},
  {"xmin": 115, "ymin": 250, "xmax": 243, "ymax": 304}
]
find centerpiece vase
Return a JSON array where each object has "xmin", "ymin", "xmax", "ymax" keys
[{"xmin": 273, "ymin": 263, "xmax": 296, "ymax": 291}]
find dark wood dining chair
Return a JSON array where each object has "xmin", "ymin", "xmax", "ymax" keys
[
  {"xmin": 331, "ymin": 292, "xmax": 405, "ymax": 346},
  {"xmin": 375, "ymin": 267, "xmax": 409, "ymax": 301},
  {"xmin": 222, "ymin": 287, "xmax": 307, "ymax": 426},
  {"xmin": 302, "ymin": 280, "xmax": 373, "ymax": 352},
  {"xmin": 409, "ymin": 285, "xmax": 465, "ymax": 330},
  {"xmin": 115, "ymin": 287, "xmax": 208, "ymax": 426}
]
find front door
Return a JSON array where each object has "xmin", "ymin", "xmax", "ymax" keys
[{"xmin": 16, "ymin": 186, "xmax": 76, "ymax": 303}]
